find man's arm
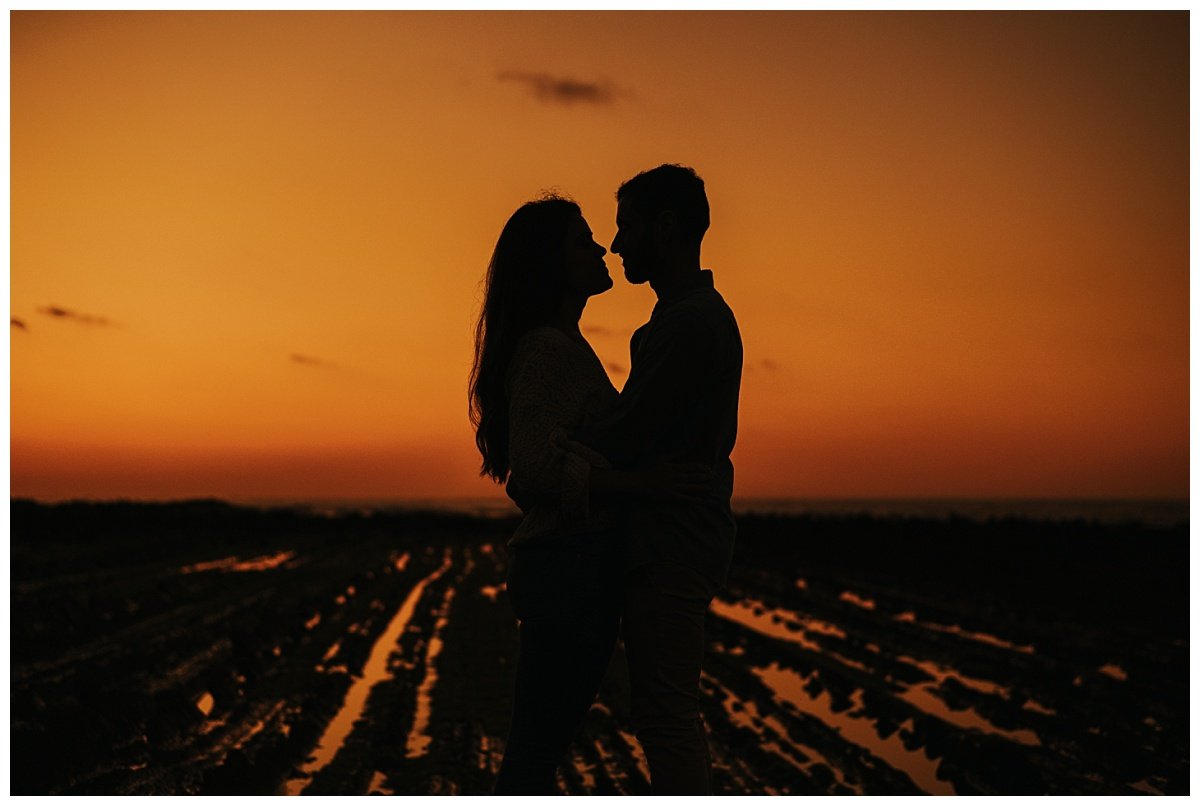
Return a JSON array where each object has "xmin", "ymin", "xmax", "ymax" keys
[{"xmin": 580, "ymin": 308, "xmax": 714, "ymax": 469}]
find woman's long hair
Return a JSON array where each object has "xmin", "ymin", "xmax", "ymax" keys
[{"xmin": 469, "ymin": 196, "xmax": 580, "ymax": 483}]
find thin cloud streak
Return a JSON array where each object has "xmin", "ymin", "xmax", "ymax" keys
[
  {"xmin": 606, "ymin": 361, "xmax": 628, "ymax": 375},
  {"xmin": 290, "ymin": 353, "xmax": 337, "ymax": 369},
  {"xmin": 496, "ymin": 71, "xmax": 618, "ymax": 106},
  {"xmin": 746, "ymin": 358, "xmax": 783, "ymax": 374},
  {"xmin": 38, "ymin": 305, "xmax": 113, "ymax": 327},
  {"xmin": 11, "ymin": 318, "xmax": 27, "ymax": 330}
]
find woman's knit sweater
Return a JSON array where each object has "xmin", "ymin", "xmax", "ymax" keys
[{"xmin": 505, "ymin": 326, "xmax": 619, "ymax": 546}]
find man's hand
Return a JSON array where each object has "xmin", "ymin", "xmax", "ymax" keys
[{"xmin": 635, "ymin": 462, "xmax": 713, "ymax": 503}]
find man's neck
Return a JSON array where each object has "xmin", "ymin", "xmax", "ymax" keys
[{"xmin": 649, "ymin": 262, "xmax": 706, "ymax": 303}]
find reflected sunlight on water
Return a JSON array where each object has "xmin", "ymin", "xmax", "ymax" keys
[
  {"xmin": 405, "ymin": 587, "xmax": 456, "ymax": 759},
  {"xmin": 284, "ymin": 551, "xmax": 451, "ymax": 795},
  {"xmin": 754, "ymin": 662, "xmax": 955, "ymax": 795},
  {"xmin": 180, "ymin": 551, "xmax": 296, "ymax": 574}
]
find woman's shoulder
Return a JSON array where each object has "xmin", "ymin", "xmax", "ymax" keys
[
  {"xmin": 516, "ymin": 325, "xmax": 567, "ymax": 348},
  {"xmin": 508, "ymin": 327, "xmax": 576, "ymax": 387},
  {"xmin": 513, "ymin": 326, "xmax": 578, "ymax": 363}
]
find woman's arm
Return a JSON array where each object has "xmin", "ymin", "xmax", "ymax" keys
[{"xmin": 507, "ymin": 334, "xmax": 609, "ymax": 523}]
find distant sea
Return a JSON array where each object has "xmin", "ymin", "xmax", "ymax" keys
[{"xmin": 241, "ymin": 497, "xmax": 1189, "ymax": 528}]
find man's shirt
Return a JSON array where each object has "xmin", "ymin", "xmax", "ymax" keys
[{"xmin": 582, "ymin": 269, "xmax": 743, "ymax": 586}]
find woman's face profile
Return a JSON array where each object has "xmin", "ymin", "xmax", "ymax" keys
[{"xmin": 562, "ymin": 214, "xmax": 613, "ymax": 298}]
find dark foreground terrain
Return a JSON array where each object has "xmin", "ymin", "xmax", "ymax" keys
[{"xmin": 10, "ymin": 499, "xmax": 1189, "ymax": 795}]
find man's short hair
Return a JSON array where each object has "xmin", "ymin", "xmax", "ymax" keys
[{"xmin": 617, "ymin": 164, "xmax": 709, "ymax": 247}]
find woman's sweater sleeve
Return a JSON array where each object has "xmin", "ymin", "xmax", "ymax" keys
[{"xmin": 506, "ymin": 334, "xmax": 610, "ymax": 525}]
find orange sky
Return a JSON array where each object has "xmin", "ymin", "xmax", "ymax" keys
[{"xmin": 9, "ymin": 11, "xmax": 1189, "ymax": 501}]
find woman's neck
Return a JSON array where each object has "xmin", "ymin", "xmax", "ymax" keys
[{"xmin": 546, "ymin": 295, "xmax": 586, "ymax": 337}]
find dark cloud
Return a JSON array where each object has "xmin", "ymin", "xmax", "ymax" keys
[
  {"xmin": 583, "ymin": 325, "xmax": 618, "ymax": 338},
  {"xmin": 38, "ymin": 305, "xmax": 112, "ymax": 327},
  {"xmin": 11, "ymin": 318, "xmax": 27, "ymax": 330},
  {"xmin": 497, "ymin": 71, "xmax": 617, "ymax": 106},
  {"xmin": 746, "ymin": 358, "xmax": 782, "ymax": 374},
  {"xmin": 290, "ymin": 353, "xmax": 337, "ymax": 369},
  {"xmin": 606, "ymin": 361, "xmax": 628, "ymax": 375}
]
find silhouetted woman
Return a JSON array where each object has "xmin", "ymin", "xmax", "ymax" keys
[{"xmin": 469, "ymin": 196, "xmax": 701, "ymax": 794}]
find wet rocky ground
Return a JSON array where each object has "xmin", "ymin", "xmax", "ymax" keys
[{"xmin": 10, "ymin": 500, "xmax": 1189, "ymax": 795}]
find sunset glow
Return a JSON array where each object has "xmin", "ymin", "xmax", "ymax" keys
[{"xmin": 10, "ymin": 11, "xmax": 1188, "ymax": 501}]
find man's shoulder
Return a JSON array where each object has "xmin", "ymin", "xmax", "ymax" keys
[{"xmin": 661, "ymin": 287, "xmax": 738, "ymax": 332}]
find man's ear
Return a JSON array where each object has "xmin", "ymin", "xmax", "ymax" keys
[{"xmin": 653, "ymin": 209, "xmax": 679, "ymax": 242}]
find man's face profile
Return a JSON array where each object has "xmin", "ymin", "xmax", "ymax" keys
[{"xmin": 611, "ymin": 196, "xmax": 652, "ymax": 285}]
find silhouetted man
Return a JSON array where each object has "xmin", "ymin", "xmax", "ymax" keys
[{"xmin": 582, "ymin": 164, "xmax": 742, "ymax": 794}]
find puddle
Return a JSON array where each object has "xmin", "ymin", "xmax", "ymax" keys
[
  {"xmin": 1098, "ymin": 664, "xmax": 1128, "ymax": 681},
  {"xmin": 897, "ymin": 654, "xmax": 1010, "ymax": 699},
  {"xmin": 587, "ymin": 703, "xmax": 638, "ymax": 794},
  {"xmin": 711, "ymin": 598, "xmax": 868, "ymax": 672},
  {"xmin": 476, "ymin": 733, "xmax": 502, "ymax": 773},
  {"xmin": 231, "ymin": 700, "xmax": 289, "ymax": 750},
  {"xmin": 195, "ymin": 692, "xmax": 215, "ymax": 717},
  {"xmin": 367, "ymin": 770, "xmax": 394, "ymax": 795},
  {"xmin": 893, "ymin": 655, "xmax": 1039, "ymax": 746},
  {"xmin": 571, "ymin": 748, "xmax": 597, "ymax": 790},
  {"xmin": 839, "ymin": 591, "xmax": 876, "ymax": 610},
  {"xmin": 480, "ymin": 584, "xmax": 503, "ymax": 602},
  {"xmin": 1130, "ymin": 779, "xmax": 1165, "ymax": 795},
  {"xmin": 712, "ymin": 598, "xmax": 847, "ymax": 647},
  {"xmin": 795, "ymin": 578, "xmax": 808, "ymax": 590},
  {"xmin": 754, "ymin": 662, "xmax": 955, "ymax": 795},
  {"xmin": 707, "ymin": 672, "xmax": 858, "ymax": 793},
  {"xmin": 616, "ymin": 728, "xmax": 650, "ymax": 784},
  {"xmin": 893, "ymin": 612, "xmax": 1034, "ymax": 654},
  {"xmin": 284, "ymin": 551, "xmax": 453, "ymax": 795},
  {"xmin": 180, "ymin": 551, "xmax": 296, "ymax": 574},
  {"xmin": 405, "ymin": 586, "xmax": 457, "ymax": 758},
  {"xmin": 1022, "ymin": 699, "xmax": 1056, "ymax": 717},
  {"xmin": 305, "ymin": 613, "xmax": 321, "ymax": 631}
]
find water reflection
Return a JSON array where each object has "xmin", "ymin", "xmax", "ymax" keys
[
  {"xmin": 895, "ymin": 611, "xmax": 1034, "ymax": 654},
  {"xmin": 405, "ymin": 586, "xmax": 456, "ymax": 758},
  {"xmin": 180, "ymin": 551, "xmax": 296, "ymax": 574},
  {"xmin": 284, "ymin": 551, "xmax": 452, "ymax": 795},
  {"xmin": 839, "ymin": 591, "xmax": 876, "ymax": 610},
  {"xmin": 367, "ymin": 770, "xmax": 394, "ymax": 795},
  {"xmin": 706, "ymin": 672, "xmax": 857, "ymax": 793},
  {"xmin": 710, "ymin": 598, "xmax": 865, "ymax": 673},
  {"xmin": 754, "ymin": 662, "xmax": 955, "ymax": 795},
  {"xmin": 195, "ymin": 691, "xmax": 215, "ymax": 717}
]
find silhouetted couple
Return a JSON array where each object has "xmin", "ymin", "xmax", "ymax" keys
[{"xmin": 469, "ymin": 164, "xmax": 742, "ymax": 795}]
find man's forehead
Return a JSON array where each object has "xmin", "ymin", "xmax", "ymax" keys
[{"xmin": 616, "ymin": 196, "xmax": 639, "ymax": 221}]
